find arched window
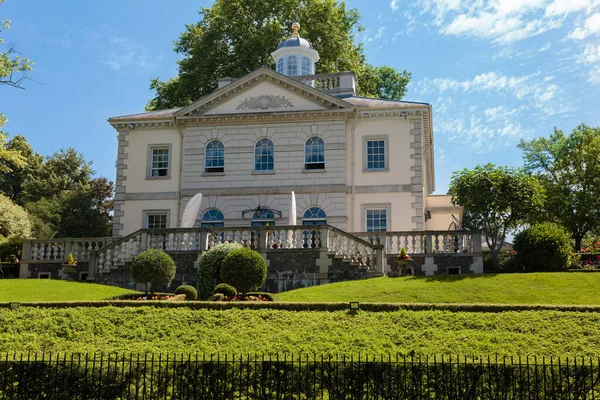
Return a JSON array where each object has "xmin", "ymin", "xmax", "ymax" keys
[
  {"xmin": 251, "ymin": 210, "xmax": 275, "ymax": 226},
  {"xmin": 254, "ymin": 138, "xmax": 274, "ymax": 171},
  {"xmin": 201, "ymin": 209, "xmax": 225, "ymax": 227},
  {"xmin": 205, "ymin": 140, "xmax": 224, "ymax": 173},
  {"xmin": 305, "ymin": 136, "xmax": 325, "ymax": 170},
  {"xmin": 302, "ymin": 207, "xmax": 327, "ymax": 225},
  {"xmin": 301, "ymin": 57, "xmax": 311, "ymax": 75},
  {"xmin": 287, "ymin": 55, "xmax": 298, "ymax": 76},
  {"xmin": 277, "ymin": 58, "xmax": 284, "ymax": 73}
]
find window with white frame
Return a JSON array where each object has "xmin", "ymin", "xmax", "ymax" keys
[
  {"xmin": 302, "ymin": 207, "xmax": 326, "ymax": 225},
  {"xmin": 277, "ymin": 58, "xmax": 284, "ymax": 73},
  {"xmin": 287, "ymin": 55, "xmax": 298, "ymax": 75},
  {"xmin": 366, "ymin": 209, "xmax": 387, "ymax": 232},
  {"xmin": 205, "ymin": 140, "xmax": 224, "ymax": 173},
  {"xmin": 365, "ymin": 139, "xmax": 386, "ymax": 170},
  {"xmin": 145, "ymin": 212, "xmax": 168, "ymax": 229},
  {"xmin": 149, "ymin": 146, "xmax": 170, "ymax": 178},
  {"xmin": 201, "ymin": 209, "xmax": 225, "ymax": 227},
  {"xmin": 254, "ymin": 138, "xmax": 274, "ymax": 172},
  {"xmin": 304, "ymin": 136, "xmax": 325, "ymax": 170},
  {"xmin": 301, "ymin": 57, "xmax": 311, "ymax": 75}
]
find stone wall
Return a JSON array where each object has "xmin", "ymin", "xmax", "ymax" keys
[
  {"xmin": 386, "ymin": 254, "xmax": 476, "ymax": 276},
  {"xmin": 27, "ymin": 262, "xmax": 90, "ymax": 280}
]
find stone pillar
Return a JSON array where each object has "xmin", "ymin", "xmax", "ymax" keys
[
  {"xmin": 316, "ymin": 226, "xmax": 331, "ymax": 285},
  {"xmin": 217, "ymin": 77, "xmax": 235, "ymax": 89},
  {"xmin": 470, "ymin": 233, "xmax": 484, "ymax": 274},
  {"xmin": 338, "ymin": 71, "xmax": 357, "ymax": 96},
  {"xmin": 19, "ymin": 240, "xmax": 31, "ymax": 279},
  {"xmin": 376, "ymin": 245, "xmax": 385, "ymax": 276}
]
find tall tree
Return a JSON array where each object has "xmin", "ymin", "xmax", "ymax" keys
[
  {"xmin": 518, "ymin": 124, "xmax": 600, "ymax": 251},
  {"xmin": 146, "ymin": 0, "xmax": 411, "ymax": 111},
  {"xmin": 0, "ymin": 134, "xmax": 43, "ymax": 203},
  {"xmin": 449, "ymin": 164, "xmax": 544, "ymax": 268}
]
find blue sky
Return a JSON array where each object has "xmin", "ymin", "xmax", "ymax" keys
[{"xmin": 1, "ymin": 0, "xmax": 599, "ymax": 193}]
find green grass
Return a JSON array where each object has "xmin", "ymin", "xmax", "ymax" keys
[
  {"xmin": 0, "ymin": 280, "xmax": 139, "ymax": 302},
  {"xmin": 0, "ymin": 306, "xmax": 599, "ymax": 357},
  {"xmin": 276, "ymin": 272, "xmax": 600, "ymax": 305}
]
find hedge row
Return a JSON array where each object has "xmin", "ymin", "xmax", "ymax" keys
[{"xmin": 2, "ymin": 301, "xmax": 600, "ymax": 313}]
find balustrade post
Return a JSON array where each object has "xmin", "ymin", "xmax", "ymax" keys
[
  {"xmin": 199, "ymin": 229, "xmax": 209, "ymax": 251},
  {"xmin": 424, "ymin": 233, "xmax": 433, "ymax": 255},
  {"xmin": 139, "ymin": 232, "xmax": 148, "ymax": 252},
  {"xmin": 472, "ymin": 233, "xmax": 482, "ymax": 254},
  {"xmin": 19, "ymin": 240, "xmax": 32, "ymax": 279},
  {"xmin": 259, "ymin": 227, "xmax": 269, "ymax": 250},
  {"xmin": 375, "ymin": 245, "xmax": 385, "ymax": 275},
  {"xmin": 319, "ymin": 226, "xmax": 330, "ymax": 249}
]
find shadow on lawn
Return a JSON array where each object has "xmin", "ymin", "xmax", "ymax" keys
[{"xmin": 405, "ymin": 273, "xmax": 500, "ymax": 283}]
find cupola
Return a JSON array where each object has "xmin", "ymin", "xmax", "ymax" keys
[{"xmin": 271, "ymin": 23, "xmax": 320, "ymax": 76}]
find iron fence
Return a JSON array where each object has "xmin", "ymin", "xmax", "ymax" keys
[{"xmin": 0, "ymin": 353, "xmax": 598, "ymax": 399}]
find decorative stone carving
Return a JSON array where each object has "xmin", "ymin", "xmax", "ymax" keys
[{"xmin": 236, "ymin": 95, "xmax": 294, "ymax": 110}]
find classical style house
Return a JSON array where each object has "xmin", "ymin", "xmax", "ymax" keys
[
  {"xmin": 20, "ymin": 24, "xmax": 482, "ymax": 288},
  {"xmin": 108, "ymin": 23, "xmax": 459, "ymax": 236}
]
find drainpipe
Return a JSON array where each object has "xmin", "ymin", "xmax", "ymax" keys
[
  {"xmin": 173, "ymin": 116, "xmax": 185, "ymax": 228},
  {"xmin": 349, "ymin": 109, "xmax": 359, "ymax": 232}
]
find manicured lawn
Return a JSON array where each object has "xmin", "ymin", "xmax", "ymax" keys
[
  {"xmin": 0, "ymin": 306, "xmax": 599, "ymax": 357},
  {"xmin": 0, "ymin": 280, "xmax": 139, "ymax": 302},
  {"xmin": 276, "ymin": 272, "xmax": 600, "ymax": 305}
]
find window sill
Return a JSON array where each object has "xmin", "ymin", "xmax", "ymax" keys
[
  {"xmin": 146, "ymin": 176, "xmax": 171, "ymax": 180},
  {"xmin": 202, "ymin": 172, "xmax": 226, "ymax": 177},
  {"xmin": 252, "ymin": 171, "xmax": 276, "ymax": 175},
  {"xmin": 302, "ymin": 169, "xmax": 326, "ymax": 173},
  {"xmin": 362, "ymin": 168, "xmax": 389, "ymax": 173}
]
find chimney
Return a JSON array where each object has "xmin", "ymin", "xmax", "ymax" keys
[
  {"xmin": 217, "ymin": 77, "xmax": 235, "ymax": 89},
  {"xmin": 338, "ymin": 71, "xmax": 357, "ymax": 97}
]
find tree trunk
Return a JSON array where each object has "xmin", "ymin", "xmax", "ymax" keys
[{"xmin": 574, "ymin": 235, "xmax": 583, "ymax": 252}]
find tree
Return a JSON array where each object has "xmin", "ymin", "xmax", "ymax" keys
[
  {"xmin": 197, "ymin": 242, "xmax": 243, "ymax": 300},
  {"xmin": 0, "ymin": 134, "xmax": 43, "ymax": 203},
  {"xmin": 146, "ymin": 0, "xmax": 410, "ymax": 111},
  {"xmin": 449, "ymin": 164, "xmax": 544, "ymax": 268},
  {"xmin": 513, "ymin": 222, "xmax": 573, "ymax": 271},
  {"xmin": 131, "ymin": 249, "xmax": 177, "ymax": 293},
  {"xmin": 220, "ymin": 247, "xmax": 267, "ymax": 294},
  {"xmin": 518, "ymin": 124, "xmax": 600, "ymax": 251},
  {"xmin": 0, "ymin": 193, "xmax": 31, "ymax": 239}
]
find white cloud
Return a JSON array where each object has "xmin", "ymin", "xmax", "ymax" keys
[
  {"xmin": 390, "ymin": 0, "xmax": 399, "ymax": 11},
  {"xmin": 375, "ymin": 26, "xmax": 387, "ymax": 39},
  {"xmin": 580, "ymin": 43, "xmax": 600, "ymax": 62},
  {"xmin": 538, "ymin": 42, "xmax": 551, "ymax": 51},
  {"xmin": 589, "ymin": 66, "xmax": 600, "ymax": 83},
  {"xmin": 569, "ymin": 12, "xmax": 600, "ymax": 39},
  {"xmin": 545, "ymin": 0, "xmax": 599, "ymax": 16}
]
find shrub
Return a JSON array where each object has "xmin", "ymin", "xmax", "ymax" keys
[
  {"xmin": 0, "ymin": 194, "xmax": 31, "ymax": 239},
  {"xmin": 0, "ymin": 235, "xmax": 24, "ymax": 261},
  {"xmin": 513, "ymin": 222, "xmax": 574, "ymax": 271},
  {"xmin": 220, "ymin": 248, "xmax": 267, "ymax": 294},
  {"xmin": 197, "ymin": 242, "xmax": 242, "ymax": 300},
  {"xmin": 131, "ymin": 249, "xmax": 176, "ymax": 293},
  {"xmin": 175, "ymin": 285, "xmax": 198, "ymax": 300},
  {"xmin": 212, "ymin": 283, "xmax": 237, "ymax": 298}
]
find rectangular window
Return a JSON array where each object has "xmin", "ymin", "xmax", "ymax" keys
[
  {"xmin": 365, "ymin": 139, "xmax": 386, "ymax": 170},
  {"xmin": 201, "ymin": 222, "xmax": 225, "ymax": 228},
  {"xmin": 366, "ymin": 209, "xmax": 387, "ymax": 232},
  {"xmin": 146, "ymin": 213, "xmax": 168, "ymax": 229},
  {"xmin": 149, "ymin": 146, "xmax": 170, "ymax": 178},
  {"xmin": 39, "ymin": 273, "xmax": 51, "ymax": 279}
]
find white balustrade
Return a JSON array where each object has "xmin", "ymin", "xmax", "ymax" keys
[
  {"xmin": 27, "ymin": 238, "xmax": 113, "ymax": 262},
  {"xmin": 355, "ymin": 231, "xmax": 478, "ymax": 255}
]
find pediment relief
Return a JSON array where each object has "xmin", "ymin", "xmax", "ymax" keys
[{"xmin": 175, "ymin": 68, "xmax": 354, "ymax": 119}]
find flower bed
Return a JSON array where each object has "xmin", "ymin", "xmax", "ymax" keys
[{"xmin": 127, "ymin": 295, "xmax": 175, "ymax": 301}]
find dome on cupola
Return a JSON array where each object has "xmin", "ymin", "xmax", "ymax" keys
[{"xmin": 271, "ymin": 23, "xmax": 320, "ymax": 77}]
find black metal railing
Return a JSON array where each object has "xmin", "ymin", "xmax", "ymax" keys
[{"xmin": 0, "ymin": 354, "xmax": 599, "ymax": 399}]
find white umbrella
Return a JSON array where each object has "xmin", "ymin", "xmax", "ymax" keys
[{"xmin": 180, "ymin": 193, "xmax": 203, "ymax": 228}]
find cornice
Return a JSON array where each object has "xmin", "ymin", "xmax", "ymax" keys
[
  {"xmin": 177, "ymin": 110, "xmax": 352, "ymax": 127},
  {"xmin": 111, "ymin": 121, "xmax": 174, "ymax": 130}
]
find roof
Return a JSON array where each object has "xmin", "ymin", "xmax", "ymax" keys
[
  {"xmin": 341, "ymin": 96, "xmax": 430, "ymax": 109},
  {"xmin": 108, "ymin": 108, "xmax": 182, "ymax": 122},
  {"xmin": 276, "ymin": 36, "xmax": 312, "ymax": 50}
]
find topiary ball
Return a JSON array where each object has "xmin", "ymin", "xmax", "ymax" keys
[
  {"xmin": 513, "ymin": 222, "xmax": 574, "ymax": 271},
  {"xmin": 197, "ymin": 242, "xmax": 242, "ymax": 300},
  {"xmin": 175, "ymin": 285, "xmax": 198, "ymax": 300},
  {"xmin": 212, "ymin": 283, "xmax": 237, "ymax": 298},
  {"xmin": 220, "ymin": 247, "xmax": 267, "ymax": 294},
  {"xmin": 131, "ymin": 249, "xmax": 176, "ymax": 291}
]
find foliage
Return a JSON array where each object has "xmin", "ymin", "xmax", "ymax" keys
[
  {"xmin": 220, "ymin": 248, "xmax": 267, "ymax": 294},
  {"xmin": 1, "ymin": 306, "xmax": 600, "ymax": 356},
  {"xmin": 518, "ymin": 124, "xmax": 600, "ymax": 251},
  {"xmin": 64, "ymin": 252, "xmax": 76, "ymax": 265},
  {"xmin": 131, "ymin": 249, "xmax": 177, "ymax": 293},
  {"xmin": 197, "ymin": 242, "xmax": 242, "ymax": 300},
  {"xmin": 0, "ymin": 134, "xmax": 43, "ymax": 202},
  {"xmin": 276, "ymin": 273, "xmax": 600, "ymax": 305},
  {"xmin": 247, "ymin": 292, "xmax": 275, "ymax": 302},
  {"xmin": 513, "ymin": 223, "xmax": 574, "ymax": 271},
  {"xmin": 0, "ymin": 193, "xmax": 31, "ymax": 239},
  {"xmin": 449, "ymin": 164, "xmax": 544, "ymax": 268},
  {"xmin": 146, "ymin": 0, "xmax": 410, "ymax": 110},
  {"xmin": 212, "ymin": 283, "xmax": 237, "ymax": 298},
  {"xmin": 0, "ymin": 234, "xmax": 21, "ymax": 260},
  {"xmin": 175, "ymin": 285, "xmax": 198, "ymax": 300}
]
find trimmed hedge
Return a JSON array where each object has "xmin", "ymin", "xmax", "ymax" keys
[
  {"xmin": 197, "ymin": 243, "xmax": 242, "ymax": 300},
  {"xmin": 513, "ymin": 223, "xmax": 573, "ymax": 271},
  {"xmin": 105, "ymin": 292, "xmax": 172, "ymax": 300},
  {"xmin": 220, "ymin": 248, "xmax": 267, "ymax": 293},
  {"xmin": 131, "ymin": 249, "xmax": 176, "ymax": 290},
  {"xmin": 175, "ymin": 285, "xmax": 198, "ymax": 300},
  {"xmin": 213, "ymin": 283, "xmax": 237, "ymax": 298},
  {"xmin": 4, "ymin": 301, "xmax": 600, "ymax": 313}
]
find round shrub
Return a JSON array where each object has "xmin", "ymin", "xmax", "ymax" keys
[
  {"xmin": 197, "ymin": 242, "xmax": 242, "ymax": 300},
  {"xmin": 175, "ymin": 285, "xmax": 198, "ymax": 300},
  {"xmin": 513, "ymin": 222, "xmax": 573, "ymax": 271},
  {"xmin": 220, "ymin": 248, "xmax": 267, "ymax": 294},
  {"xmin": 212, "ymin": 283, "xmax": 237, "ymax": 298},
  {"xmin": 131, "ymin": 249, "xmax": 177, "ymax": 292}
]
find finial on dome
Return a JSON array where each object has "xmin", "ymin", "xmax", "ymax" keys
[{"xmin": 291, "ymin": 22, "xmax": 300, "ymax": 36}]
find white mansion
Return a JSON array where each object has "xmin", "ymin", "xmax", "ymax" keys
[{"xmin": 108, "ymin": 24, "xmax": 460, "ymax": 237}]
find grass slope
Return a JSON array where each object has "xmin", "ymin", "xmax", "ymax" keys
[
  {"xmin": 0, "ymin": 307, "xmax": 599, "ymax": 357},
  {"xmin": 0, "ymin": 280, "xmax": 138, "ymax": 302},
  {"xmin": 276, "ymin": 273, "xmax": 600, "ymax": 305}
]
